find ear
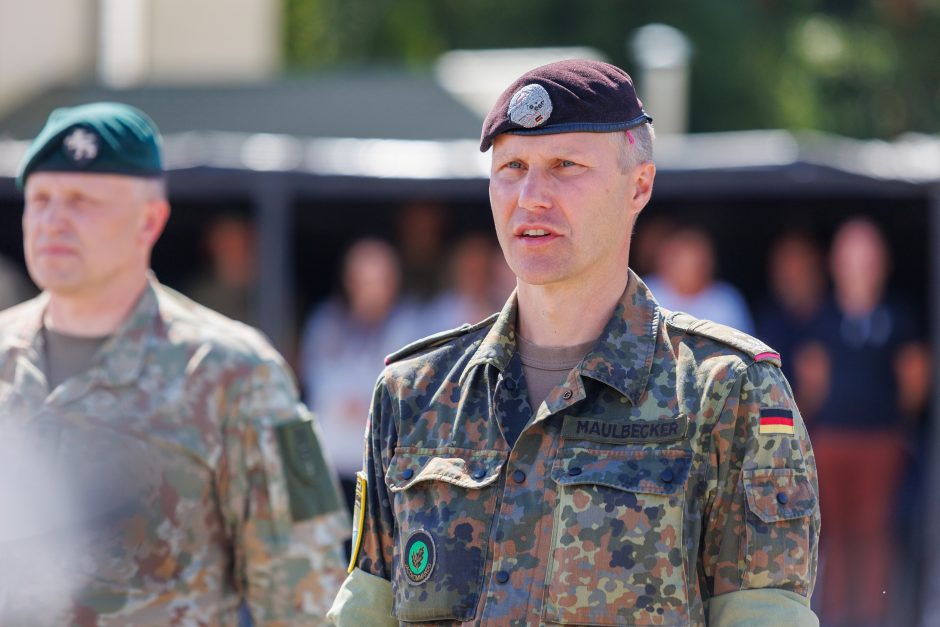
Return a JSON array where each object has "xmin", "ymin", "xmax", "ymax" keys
[
  {"xmin": 139, "ymin": 198, "xmax": 170, "ymax": 248},
  {"xmin": 630, "ymin": 162, "xmax": 656, "ymax": 214}
]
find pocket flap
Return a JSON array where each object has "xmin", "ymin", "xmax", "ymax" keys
[
  {"xmin": 743, "ymin": 468, "xmax": 817, "ymax": 523},
  {"xmin": 386, "ymin": 448, "xmax": 505, "ymax": 492},
  {"xmin": 551, "ymin": 448, "xmax": 692, "ymax": 496}
]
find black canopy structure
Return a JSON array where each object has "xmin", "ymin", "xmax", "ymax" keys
[{"xmin": 2, "ymin": 73, "xmax": 938, "ymax": 339}]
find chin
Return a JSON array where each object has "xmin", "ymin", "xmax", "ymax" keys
[{"xmin": 514, "ymin": 271, "xmax": 568, "ymax": 288}]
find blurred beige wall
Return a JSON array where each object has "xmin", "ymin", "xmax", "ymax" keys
[
  {"xmin": 0, "ymin": 0, "xmax": 281, "ymax": 117},
  {"xmin": 149, "ymin": 0, "xmax": 280, "ymax": 83},
  {"xmin": 0, "ymin": 0, "xmax": 98, "ymax": 117}
]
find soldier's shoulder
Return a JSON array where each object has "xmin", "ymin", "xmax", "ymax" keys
[
  {"xmin": 384, "ymin": 312, "xmax": 499, "ymax": 368},
  {"xmin": 154, "ymin": 284, "xmax": 283, "ymax": 366},
  {"xmin": 0, "ymin": 295, "xmax": 45, "ymax": 340},
  {"xmin": 664, "ymin": 310, "xmax": 781, "ymax": 369},
  {"xmin": 0, "ymin": 296, "xmax": 42, "ymax": 322}
]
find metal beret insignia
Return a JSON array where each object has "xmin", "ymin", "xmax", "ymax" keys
[
  {"xmin": 62, "ymin": 128, "xmax": 100, "ymax": 164},
  {"xmin": 508, "ymin": 83, "xmax": 552, "ymax": 128}
]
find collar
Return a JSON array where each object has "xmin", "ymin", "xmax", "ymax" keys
[
  {"xmin": 92, "ymin": 274, "xmax": 161, "ymax": 387},
  {"xmin": 459, "ymin": 289, "xmax": 519, "ymax": 384},
  {"xmin": 578, "ymin": 271, "xmax": 660, "ymax": 405},
  {"xmin": 459, "ymin": 270, "xmax": 660, "ymax": 405},
  {"xmin": 6, "ymin": 275, "xmax": 162, "ymax": 401}
]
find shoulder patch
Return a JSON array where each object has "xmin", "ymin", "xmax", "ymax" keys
[
  {"xmin": 665, "ymin": 311, "xmax": 781, "ymax": 367},
  {"xmin": 384, "ymin": 313, "xmax": 499, "ymax": 366}
]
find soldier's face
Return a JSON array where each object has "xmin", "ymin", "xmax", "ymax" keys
[
  {"xmin": 489, "ymin": 132, "xmax": 653, "ymax": 290},
  {"xmin": 22, "ymin": 172, "xmax": 167, "ymax": 297}
]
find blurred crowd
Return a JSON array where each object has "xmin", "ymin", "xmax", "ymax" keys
[
  {"xmin": 636, "ymin": 216, "xmax": 930, "ymax": 627},
  {"xmin": 0, "ymin": 204, "xmax": 930, "ymax": 626}
]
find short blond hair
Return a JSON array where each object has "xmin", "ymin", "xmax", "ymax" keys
[{"xmin": 617, "ymin": 123, "xmax": 655, "ymax": 171}]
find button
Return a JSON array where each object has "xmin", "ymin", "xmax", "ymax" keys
[
  {"xmin": 494, "ymin": 570, "xmax": 510, "ymax": 584},
  {"xmin": 776, "ymin": 492, "xmax": 789, "ymax": 505},
  {"xmin": 562, "ymin": 390, "xmax": 573, "ymax": 400},
  {"xmin": 659, "ymin": 469, "xmax": 674, "ymax": 483},
  {"xmin": 472, "ymin": 468, "xmax": 486, "ymax": 480},
  {"xmin": 568, "ymin": 466, "xmax": 582, "ymax": 476},
  {"xmin": 512, "ymin": 470, "xmax": 526, "ymax": 484},
  {"xmin": 503, "ymin": 379, "xmax": 516, "ymax": 391},
  {"xmin": 402, "ymin": 468, "xmax": 414, "ymax": 480}
]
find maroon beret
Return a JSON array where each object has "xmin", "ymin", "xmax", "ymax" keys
[{"xmin": 480, "ymin": 59, "xmax": 652, "ymax": 152}]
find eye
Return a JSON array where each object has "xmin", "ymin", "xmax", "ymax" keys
[
  {"xmin": 561, "ymin": 160, "xmax": 577, "ymax": 167},
  {"xmin": 506, "ymin": 160, "xmax": 524, "ymax": 169},
  {"xmin": 69, "ymin": 193, "xmax": 95, "ymax": 206}
]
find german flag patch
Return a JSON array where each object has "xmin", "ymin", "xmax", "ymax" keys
[{"xmin": 759, "ymin": 408, "xmax": 795, "ymax": 435}]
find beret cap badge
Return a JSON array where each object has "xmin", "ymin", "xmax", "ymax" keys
[
  {"xmin": 62, "ymin": 128, "xmax": 100, "ymax": 164},
  {"xmin": 16, "ymin": 101, "xmax": 164, "ymax": 190},
  {"xmin": 508, "ymin": 84, "xmax": 553, "ymax": 129}
]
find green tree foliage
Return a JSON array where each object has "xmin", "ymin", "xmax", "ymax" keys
[{"xmin": 283, "ymin": 0, "xmax": 940, "ymax": 138}]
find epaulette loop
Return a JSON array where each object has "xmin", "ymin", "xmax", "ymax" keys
[
  {"xmin": 665, "ymin": 311, "xmax": 782, "ymax": 367},
  {"xmin": 384, "ymin": 313, "xmax": 499, "ymax": 366}
]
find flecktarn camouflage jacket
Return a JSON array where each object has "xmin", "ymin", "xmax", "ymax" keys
[
  {"xmin": 331, "ymin": 271, "xmax": 819, "ymax": 627},
  {"xmin": 0, "ymin": 277, "xmax": 349, "ymax": 626}
]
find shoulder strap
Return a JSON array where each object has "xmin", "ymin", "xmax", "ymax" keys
[
  {"xmin": 665, "ymin": 311, "xmax": 781, "ymax": 367},
  {"xmin": 384, "ymin": 312, "xmax": 499, "ymax": 365}
]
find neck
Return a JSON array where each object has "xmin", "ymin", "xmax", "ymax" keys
[
  {"xmin": 44, "ymin": 274, "xmax": 149, "ymax": 337},
  {"xmin": 835, "ymin": 285, "xmax": 881, "ymax": 317},
  {"xmin": 516, "ymin": 265, "xmax": 629, "ymax": 347}
]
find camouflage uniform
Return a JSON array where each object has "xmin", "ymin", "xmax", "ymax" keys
[
  {"xmin": 330, "ymin": 271, "xmax": 819, "ymax": 626},
  {"xmin": 0, "ymin": 276, "xmax": 349, "ymax": 626}
]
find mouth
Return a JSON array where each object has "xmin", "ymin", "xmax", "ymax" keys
[
  {"xmin": 515, "ymin": 226, "xmax": 559, "ymax": 241},
  {"xmin": 37, "ymin": 245, "xmax": 77, "ymax": 256},
  {"xmin": 521, "ymin": 228, "xmax": 550, "ymax": 238}
]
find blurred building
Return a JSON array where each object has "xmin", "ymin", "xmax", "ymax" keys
[{"xmin": 0, "ymin": 0, "xmax": 279, "ymax": 117}]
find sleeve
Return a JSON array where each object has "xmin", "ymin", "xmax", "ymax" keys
[
  {"xmin": 327, "ymin": 374, "xmax": 398, "ymax": 626},
  {"xmin": 707, "ymin": 589, "xmax": 818, "ymax": 626},
  {"xmin": 219, "ymin": 357, "xmax": 350, "ymax": 626},
  {"xmin": 701, "ymin": 360, "xmax": 820, "ymax": 626}
]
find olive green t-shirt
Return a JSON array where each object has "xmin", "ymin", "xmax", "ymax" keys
[{"xmin": 43, "ymin": 328, "xmax": 109, "ymax": 390}]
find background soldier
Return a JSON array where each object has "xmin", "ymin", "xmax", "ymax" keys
[
  {"xmin": 0, "ymin": 102, "xmax": 348, "ymax": 625},
  {"xmin": 329, "ymin": 60, "xmax": 819, "ymax": 625}
]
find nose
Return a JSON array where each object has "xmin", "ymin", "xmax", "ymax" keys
[
  {"xmin": 517, "ymin": 167, "xmax": 552, "ymax": 212},
  {"xmin": 29, "ymin": 196, "xmax": 70, "ymax": 234}
]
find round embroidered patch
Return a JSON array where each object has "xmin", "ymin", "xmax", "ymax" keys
[
  {"xmin": 403, "ymin": 529, "xmax": 436, "ymax": 585},
  {"xmin": 62, "ymin": 128, "xmax": 100, "ymax": 164},
  {"xmin": 508, "ymin": 83, "xmax": 553, "ymax": 128}
]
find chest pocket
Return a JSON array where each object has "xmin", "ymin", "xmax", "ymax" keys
[
  {"xmin": 386, "ymin": 448, "xmax": 505, "ymax": 623},
  {"xmin": 544, "ymin": 448, "xmax": 693, "ymax": 626}
]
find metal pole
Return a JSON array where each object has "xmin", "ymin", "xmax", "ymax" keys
[
  {"xmin": 253, "ymin": 174, "xmax": 295, "ymax": 356},
  {"xmin": 919, "ymin": 185, "xmax": 940, "ymax": 626}
]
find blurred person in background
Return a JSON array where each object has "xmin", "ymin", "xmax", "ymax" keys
[
  {"xmin": 756, "ymin": 231, "xmax": 828, "ymax": 412},
  {"xmin": 396, "ymin": 201, "xmax": 448, "ymax": 305},
  {"xmin": 0, "ymin": 103, "xmax": 348, "ymax": 625},
  {"xmin": 184, "ymin": 213, "xmax": 259, "ymax": 328},
  {"xmin": 644, "ymin": 226, "xmax": 755, "ymax": 333},
  {"xmin": 801, "ymin": 217, "xmax": 928, "ymax": 627},
  {"xmin": 488, "ymin": 242, "xmax": 517, "ymax": 308},
  {"xmin": 299, "ymin": 238, "xmax": 417, "ymax": 510},
  {"xmin": 629, "ymin": 214, "xmax": 675, "ymax": 277},
  {"xmin": 427, "ymin": 232, "xmax": 502, "ymax": 331},
  {"xmin": 0, "ymin": 253, "xmax": 34, "ymax": 309}
]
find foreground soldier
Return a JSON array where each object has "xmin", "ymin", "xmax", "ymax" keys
[
  {"xmin": 0, "ymin": 103, "xmax": 348, "ymax": 625},
  {"xmin": 330, "ymin": 60, "xmax": 819, "ymax": 626}
]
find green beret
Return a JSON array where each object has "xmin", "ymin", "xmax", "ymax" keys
[{"xmin": 16, "ymin": 102, "xmax": 164, "ymax": 190}]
